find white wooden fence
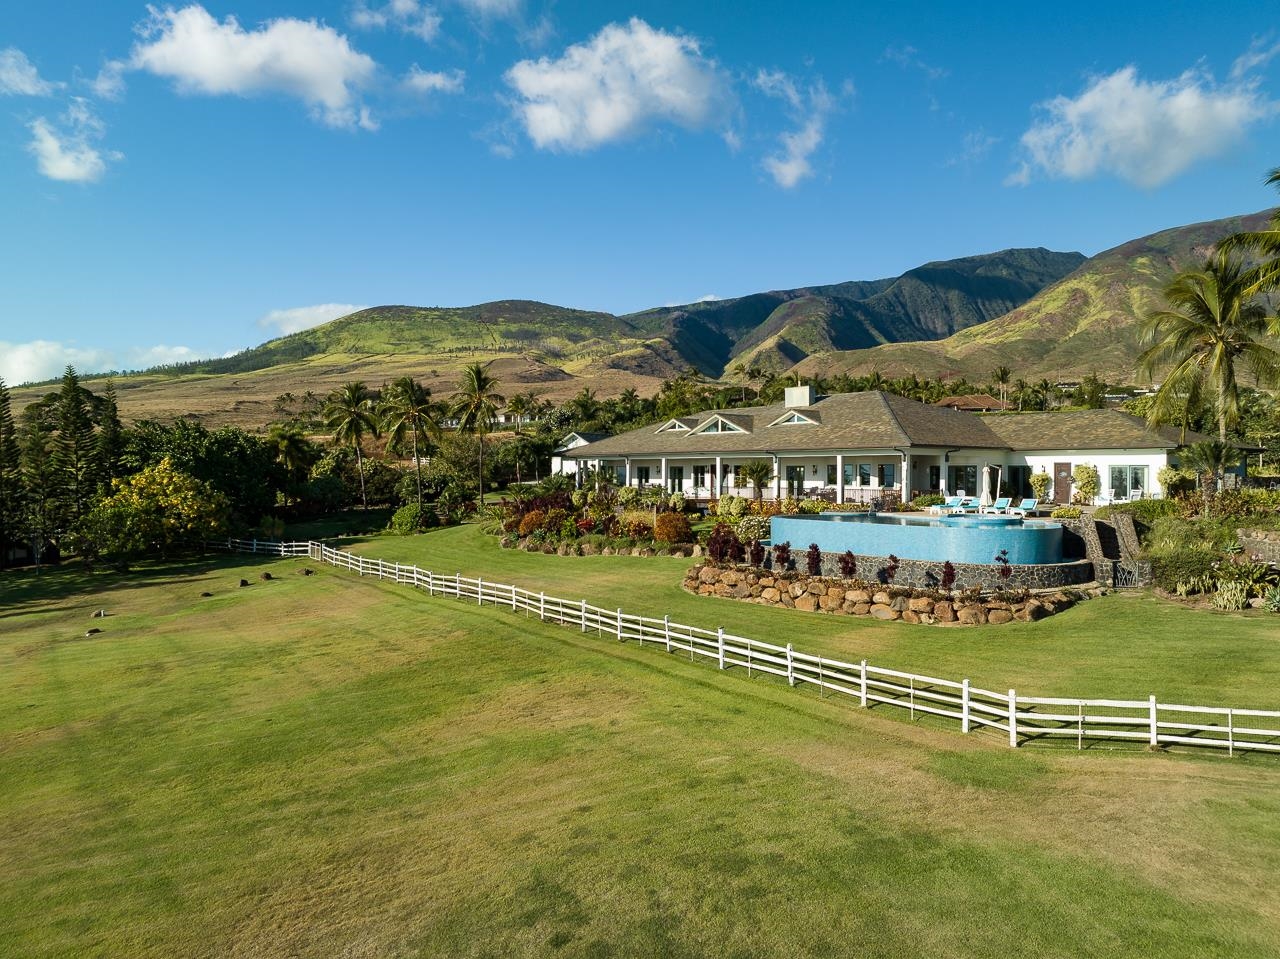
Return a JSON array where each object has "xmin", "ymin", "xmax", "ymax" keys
[{"xmin": 212, "ymin": 537, "xmax": 1280, "ymax": 759}]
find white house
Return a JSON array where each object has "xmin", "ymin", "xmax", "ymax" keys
[{"xmin": 559, "ymin": 387, "xmax": 1210, "ymax": 505}]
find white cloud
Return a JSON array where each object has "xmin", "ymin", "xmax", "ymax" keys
[
  {"xmin": 403, "ymin": 64, "xmax": 465, "ymax": 95},
  {"xmin": 27, "ymin": 98, "xmax": 122, "ymax": 183},
  {"xmin": 0, "ymin": 47, "xmax": 62, "ymax": 96},
  {"xmin": 258, "ymin": 303, "xmax": 367, "ymax": 336},
  {"xmin": 504, "ymin": 17, "xmax": 729, "ymax": 151},
  {"xmin": 457, "ymin": 0, "xmax": 523, "ymax": 16},
  {"xmin": 90, "ymin": 60, "xmax": 128, "ymax": 100},
  {"xmin": 1008, "ymin": 65, "xmax": 1274, "ymax": 188},
  {"xmin": 696, "ymin": 294, "xmax": 720, "ymax": 302},
  {"xmin": 351, "ymin": 0, "xmax": 442, "ymax": 42},
  {"xmin": 129, "ymin": 345, "xmax": 203, "ymax": 367},
  {"xmin": 130, "ymin": 5, "xmax": 378, "ymax": 130},
  {"xmin": 755, "ymin": 70, "xmax": 841, "ymax": 189},
  {"xmin": 881, "ymin": 45, "xmax": 947, "ymax": 81},
  {"xmin": 947, "ymin": 129, "xmax": 1000, "ymax": 168},
  {"xmin": 0, "ymin": 341, "xmax": 114, "ymax": 386},
  {"xmin": 1232, "ymin": 37, "xmax": 1280, "ymax": 81}
]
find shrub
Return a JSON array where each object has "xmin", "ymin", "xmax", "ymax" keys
[
  {"xmin": 576, "ymin": 517, "xmax": 596, "ymax": 534},
  {"xmin": 668, "ymin": 492, "xmax": 687, "ymax": 513},
  {"xmin": 798, "ymin": 499, "xmax": 824, "ymax": 514},
  {"xmin": 654, "ymin": 511, "xmax": 693, "ymax": 544},
  {"xmin": 714, "ymin": 495, "xmax": 750, "ymax": 519},
  {"xmin": 1094, "ymin": 498, "xmax": 1181, "ymax": 524},
  {"xmin": 1050, "ymin": 506, "xmax": 1083, "ymax": 519},
  {"xmin": 877, "ymin": 554, "xmax": 900, "ymax": 585},
  {"xmin": 1030, "ymin": 470, "xmax": 1051, "ymax": 501},
  {"xmin": 1263, "ymin": 586, "xmax": 1280, "ymax": 613},
  {"xmin": 617, "ymin": 486, "xmax": 640, "ymax": 508},
  {"xmin": 1212, "ymin": 488, "xmax": 1280, "ymax": 520},
  {"xmin": 1072, "ymin": 463, "xmax": 1101, "ymax": 503},
  {"xmin": 940, "ymin": 560, "xmax": 957, "ymax": 591},
  {"xmin": 544, "ymin": 508, "xmax": 571, "ymax": 535},
  {"xmin": 838, "ymin": 550, "xmax": 857, "ymax": 578},
  {"xmin": 1152, "ymin": 550, "xmax": 1217, "ymax": 592},
  {"xmin": 806, "ymin": 543, "xmax": 823, "ymax": 575},
  {"xmin": 389, "ymin": 503, "xmax": 438, "ymax": 534},
  {"xmin": 1214, "ymin": 560, "xmax": 1279, "ymax": 596},
  {"xmin": 736, "ymin": 515, "xmax": 770, "ymax": 541},
  {"xmin": 993, "ymin": 548, "xmax": 1012, "ymax": 581},
  {"xmin": 772, "ymin": 540, "xmax": 793, "ymax": 570},
  {"xmin": 747, "ymin": 539, "xmax": 766, "ymax": 566},
  {"xmin": 778, "ymin": 498, "xmax": 801, "ymax": 515},
  {"xmin": 1211, "ymin": 581, "xmax": 1250, "ymax": 611},
  {"xmin": 912, "ymin": 493, "xmax": 945, "ymax": 510},
  {"xmin": 706, "ymin": 523, "xmax": 745, "ymax": 563},
  {"xmin": 518, "ymin": 509, "xmax": 547, "ymax": 537}
]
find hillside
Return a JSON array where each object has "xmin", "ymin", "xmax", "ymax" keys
[
  {"xmin": 797, "ymin": 209, "xmax": 1278, "ymax": 383},
  {"xmin": 11, "ymin": 249, "xmax": 1079, "ymax": 428}
]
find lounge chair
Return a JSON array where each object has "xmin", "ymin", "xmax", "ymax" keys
[
  {"xmin": 928, "ymin": 495, "xmax": 963, "ymax": 515},
  {"xmin": 1009, "ymin": 498, "xmax": 1039, "ymax": 517},
  {"xmin": 951, "ymin": 497, "xmax": 981, "ymax": 513},
  {"xmin": 980, "ymin": 497, "xmax": 1012, "ymax": 514}
]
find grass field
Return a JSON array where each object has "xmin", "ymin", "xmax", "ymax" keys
[{"xmin": 5, "ymin": 541, "xmax": 1280, "ymax": 957}]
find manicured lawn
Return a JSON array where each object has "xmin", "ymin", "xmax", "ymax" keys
[
  {"xmin": 344, "ymin": 523, "xmax": 1280, "ymax": 709},
  {"xmin": 4, "ymin": 554, "xmax": 1280, "ymax": 957}
]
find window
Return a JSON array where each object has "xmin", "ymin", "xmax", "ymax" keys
[
  {"xmin": 614, "ymin": 465, "xmax": 626, "ymax": 485},
  {"xmin": 928, "ymin": 465, "xmax": 941, "ymax": 492},
  {"xmin": 695, "ymin": 416, "xmax": 745, "ymax": 434},
  {"xmin": 635, "ymin": 466, "xmax": 650, "ymax": 485},
  {"xmin": 656, "ymin": 420, "xmax": 689, "ymax": 433},
  {"xmin": 858, "ymin": 463, "xmax": 872, "ymax": 486},
  {"xmin": 693, "ymin": 465, "xmax": 708, "ymax": 490},
  {"xmin": 668, "ymin": 466, "xmax": 683, "ymax": 491},
  {"xmin": 1007, "ymin": 465, "xmax": 1031, "ymax": 499},
  {"xmin": 768, "ymin": 411, "xmax": 818, "ymax": 427},
  {"xmin": 948, "ymin": 465, "xmax": 978, "ymax": 495},
  {"xmin": 826, "ymin": 464, "xmax": 837, "ymax": 486},
  {"xmin": 785, "ymin": 465, "xmax": 806, "ymax": 497},
  {"xmin": 843, "ymin": 463, "xmax": 855, "ymax": 487},
  {"xmin": 878, "ymin": 463, "xmax": 896, "ymax": 487},
  {"xmin": 1109, "ymin": 465, "xmax": 1148, "ymax": 500}
]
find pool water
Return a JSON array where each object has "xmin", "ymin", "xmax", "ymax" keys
[{"xmin": 770, "ymin": 512, "xmax": 1064, "ymax": 565}]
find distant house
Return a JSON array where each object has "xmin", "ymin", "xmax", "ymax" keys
[
  {"xmin": 560, "ymin": 387, "xmax": 1214, "ymax": 505},
  {"xmin": 934, "ymin": 393, "xmax": 1011, "ymax": 412},
  {"xmin": 551, "ymin": 431, "xmax": 611, "ymax": 476}
]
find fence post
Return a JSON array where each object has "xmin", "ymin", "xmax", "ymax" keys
[
  {"xmin": 252, "ymin": 538, "xmax": 257, "ymax": 553},
  {"xmin": 717, "ymin": 628, "xmax": 725, "ymax": 670},
  {"xmin": 860, "ymin": 660, "xmax": 868, "ymax": 708},
  {"xmin": 1228, "ymin": 708, "xmax": 1234, "ymax": 758},
  {"xmin": 664, "ymin": 615, "xmax": 671, "ymax": 653},
  {"xmin": 427, "ymin": 570, "xmax": 433, "ymax": 594},
  {"xmin": 786, "ymin": 644, "xmax": 795, "ymax": 687},
  {"xmin": 540, "ymin": 592, "xmax": 546, "ymax": 622},
  {"xmin": 581, "ymin": 600, "xmax": 588, "ymax": 633},
  {"xmin": 962, "ymin": 679, "xmax": 970, "ymax": 733},
  {"xmin": 477, "ymin": 576, "xmax": 483, "ymax": 605},
  {"xmin": 617, "ymin": 608, "xmax": 624, "ymax": 642},
  {"xmin": 1008, "ymin": 690, "xmax": 1018, "ymax": 748},
  {"xmin": 1149, "ymin": 695, "xmax": 1158, "ymax": 747},
  {"xmin": 394, "ymin": 562, "xmax": 399, "ymax": 583}
]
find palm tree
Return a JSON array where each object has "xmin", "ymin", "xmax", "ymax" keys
[
  {"xmin": 739, "ymin": 460, "xmax": 775, "ymax": 504},
  {"xmin": 504, "ymin": 391, "xmax": 536, "ymax": 433},
  {"xmin": 379, "ymin": 377, "xmax": 441, "ymax": 510},
  {"xmin": 1179, "ymin": 440, "xmax": 1240, "ymax": 511},
  {"xmin": 567, "ymin": 387, "xmax": 601, "ymax": 425},
  {"xmin": 1138, "ymin": 254, "xmax": 1280, "ymax": 445},
  {"xmin": 1219, "ymin": 166, "xmax": 1280, "ymax": 297},
  {"xmin": 450, "ymin": 362, "xmax": 504, "ymax": 499},
  {"xmin": 324, "ymin": 381, "xmax": 379, "ymax": 509},
  {"xmin": 267, "ymin": 424, "xmax": 318, "ymax": 503},
  {"xmin": 990, "ymin": 365, "xmax": 1012, "ymax": 405}
]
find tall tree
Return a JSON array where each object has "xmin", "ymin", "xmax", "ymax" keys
[
  {"xmin": 52, "ymin": 366, "xmax": 97, "ymax": 535},
  {"xmin": 267, "ymin": 424, "xmax": 319, "ymax": 504},
  {"xmin": 324, "ymin": 382, "xmax": 379, "ymax": 510},
  {"xmin": 0, "ymin": 379, "xmax": 24, "ymax": 564},
  {"xmin": 989, "ymin": 365, "xmax": 1012, "ymax": 404},
  {"xmin": 379, "ymin": 376, "xmax": 441, "ymax": 510},
  {"xmin": 19, "ymin": 409, "xmax": 57, "ymax": 565},
  {"xmin": 450, "ymin": 362, "xmax": 504, "ymax": 499},
  {"xmin": 95, "ymin": 379, "xmax": 124, "ymax": 491},
  {"xmin": 1138, "ymin": 254, "xmax": 1280, "ymax": 445},
  {"xmin": 1219, "ymin": 166, "xmax": 1280, "ymax": 297},
  {"xmin": 739, "ymin": 460, "xmax": 775, "ymax": 504}
]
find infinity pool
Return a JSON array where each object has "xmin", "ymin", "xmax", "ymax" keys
[{"xmin": 770, "ymin": 512, "xmax": 1064, "ymax": 565}]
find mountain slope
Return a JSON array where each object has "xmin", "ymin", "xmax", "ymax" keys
[{"xmin": 797, "ymin": 209, "xmax": 1277, "ymax": 383}]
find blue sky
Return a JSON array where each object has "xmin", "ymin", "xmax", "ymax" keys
[{"xmin": 3, "ymin": 1, "xmax": 1280, "ymax": 385}]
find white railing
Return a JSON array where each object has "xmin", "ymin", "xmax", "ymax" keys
[{"xmin": 210, "ymin": 538, "xmax": 1280, "ymax": 759}]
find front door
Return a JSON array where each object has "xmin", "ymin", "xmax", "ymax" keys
[
  {"xmin": 1053, "ymin": 461, "xmax": 1072, "ymax": 504},
  {"xmin": 785, "ymin": 465, "xmax": 805, "ymax": 498}
]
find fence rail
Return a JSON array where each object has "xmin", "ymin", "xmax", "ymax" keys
[{"xmin": 210, "ymin": 538, "xmax": 1280, "ymax": 759}]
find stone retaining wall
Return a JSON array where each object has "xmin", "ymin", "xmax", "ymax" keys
[
  {"xmin": 1239, "ymin": 529, "xmax": 1280, "ymax": 564},
  {"xmin": 762, "ymin": 549, "xmax": 1094, "ymax": 591},
  {"xmin": 684, "ymin": 563, "xmax": 1098, "ymax": 625}
]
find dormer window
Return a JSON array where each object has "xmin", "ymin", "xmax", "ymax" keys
[
  {"xmin": 655, "ymin": 419, "xmax": 690, "ymax": 433},
  {"xmin": 693, "ymin": 415, "xmax": 747, "ymax": 435},
  {"xmin": 768, "ymin": 410, "xmax": 818, "ymax": 426}
]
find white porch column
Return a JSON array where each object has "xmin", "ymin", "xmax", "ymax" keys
[
  {"xmin": 624, "ymin": 457, "xmax": 631, "ymax": 487},
  {"xmin": 902, "ymin": 452, "xmax": 912, "ymax": 500},
  {"xmin": 836, "ymin": 453, "xmax": 844, "ymax": 504},
  {"xmin": 773, "ymin": 454, "xmax": 781, "ymax": 500},
  {"xmin": 715, "ymin": 455, "xmax": 722, "ymax": 495},
  {"xmin": 660, "ymin": 457, "xmax": 668, "ymax": 491}
]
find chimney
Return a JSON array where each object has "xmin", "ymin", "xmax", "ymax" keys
[{"xmin": 784, "ymin": 385, "xmax": 816, "ymax": 408}]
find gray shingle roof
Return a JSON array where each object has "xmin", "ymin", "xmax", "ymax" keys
[
  {"xmin": 981, "ymin": 410, "xmax": 1207, "ymax": 451},
  {"xmin": 565, "ymin": 391, "xmax": 1010, "ymax": 459}
]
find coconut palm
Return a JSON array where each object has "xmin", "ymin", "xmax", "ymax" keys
[
  {"xmin": 739, "ymin": 459, "xmax": 775, "ymax": 504},
  {"xmin": 1138, "ymin": 254, "xmax": 1280, "ymax": 446},
  {"xmin": 324, "ymin": 381, "xmax": 379, "ymax": 509},
  {"xmin": 989, "ymin": 365, "xmax": 1012, "ymax": 405},
  {"xmin": 450, "ymin": 362, "xmax": 504, "ymax": 499},
  {"xmin": 267, "ymin": 424, "xmax": 318, "ymax": 503},
  {"xmin": 1179, "ymin": 440, "xmax": 1240, "ymax": 510},
  {"xmin": 379, "ymin": 377, "xmax": 441, "ymax": 510},
  {"xmin": 1218, "ymin": 167, "xmax": 1280, "ymax": 297}
]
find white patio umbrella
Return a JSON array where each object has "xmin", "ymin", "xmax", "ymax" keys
[{"xmin": 980, "ymin": 464, "xmax": 993, "ymax": 507}]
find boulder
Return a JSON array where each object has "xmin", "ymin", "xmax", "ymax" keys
[
  {"xmin": 870, "ymin": 604, "xmax": 900, "ymax": 621},
  {"xmin": 761, "ymin": 587, "xmax": 780, "ymax": 603},
  {"xmin": 602, "ymin": 547, "xmax": 616, "ymax": 556},
  {"xmin": 987, "ymin": 609, "xmax": 1014, "ymax": 625},
  {"xmin": 580, "ymin": 544, "xmax": 599, "ymax": 556},
  {"xmin": 933, "ymin": 602, "xmax": 956, "ymax": 623},
  {"xmin": 758, "ymin": 577, "xmax": 775, "ymax": 589},
  {"xmin": 872, "ymin": 591, "xmax": 891, "ymax": 606},
  {"xmin": 239, "ymin": 579, "xmax": 250, "ymax": 588},
  {"xmin": 889, "ymin": 595, "xmax": 909, "ymax": 612},
  {"xmin": 846, "ymin": 589, "xmax": 872, "ymax": 605},
  {"xmin": 919, "ymin": 612, "xmax": 935, "ymax": 625},
  {"xmin": 827, "ymin": 586, "xmax": 845, "ymax": 600},
  {"xmin": 691, "ymin": 545, "xmax": 704, "ymax": 558},
  {"xmin": 818, "ymin": 593, "xmax": 840, "ymax": 611},
  {"xmin": 908, "ymin": 596, "xmax": 935, "ymax": 613},
  {"xmin": 957, "ymin": 604, "xmax": 987, "ymax": 625},
  {"xmin": 732, "ymin": 583, "xmax": 753, "ymax": 599},
  {"xmin": 790, "ymin": 583, "xmax": 808, "ymax": 599},
  {"xmin": 901, "ymin": 609, "xmax": 921, "ymax": 625},
  {"xmin": 795, "ymin": 594, "xmax": 818, "ymax": 612},
  {"xmin": 721, "ymin": 570, "xmax": 740, "ymax": 586},
  {"xmin": 200, "ymin": 591, "xmax": 213, "ymax": 598},
  {"xmin": 698, "ymin": 566, "xmax": 721, "ymax": 585},
  {"xmin": 1022, "ymin": 600, "xmax": 1048, "ymax": 621},
  {"xmin": 850, "ymin": 602, "xmax": 872, "ymax": 616}
]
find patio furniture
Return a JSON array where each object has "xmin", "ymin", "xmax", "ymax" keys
[
  {"xmin": 1009, "ymin": 498, "xmax": 1040, "ymax": 517},
  {"xmin": 928, "ymin": 495, "xmax": 963, "ymax": 515},
  {"xmin": 951, "ymin": 497, "xmax": 981, "ymax": 513},
  {"xmin": 980, "ymin": 497, "xmax": 1012, "ymax": 514}
]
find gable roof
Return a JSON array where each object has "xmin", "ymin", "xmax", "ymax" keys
[
  {"xmin": 565, "ymin": 391, "xmax": 1009, "ymax": 459},
  {"xmin": 935, "ymin": 393, "xmax": 1012, "ymax": 412},
  {"xmin": 982, "ymin": 410, "xmax": 1207, "ymax": 451}
]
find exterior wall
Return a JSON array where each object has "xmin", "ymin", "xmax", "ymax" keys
[
  {"xmin": 1014, "ymin": 450, "xmax": 1170, "ymax": 504},
  {"xmin": 599, "ymin": 454, "xmax": 916, "ymax": 501},
  {"xmin": 762, "ymin": 550, "xmax": 1095, "ymax": 591}
]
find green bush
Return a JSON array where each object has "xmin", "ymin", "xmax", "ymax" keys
[
  {"xmin": 1211, "ymin": 581, "xmax": 1250, "ymax": 611},
  {"xmin": 518, "ymin": 510, "xmax": 546, "ymax": 537},
  {"xmin": 798, "ymin": 498, "xmax": 825, "ymax": 514},
  {"xmin": 735, "ymin": 515, "xmax": 770, "ymax": 542},
  {"xmin": 1071, "ymin": 463, "xmax": 1101, "ymax": 504},
  {"xmin": 1263, "ymin": 587, "xmax": 1280, "ymax": 613},
  {"xmin": 1212, "ymin": 488, "xmax": 1280, "ymax": 520},
  {"xmin": 912, "ymin": 493, "xmax": 945, "ymax": 510},
  {"xmin": 1152, "ymin": 550, "xmax": 1217, "ymax": 592},
  {"xmin": 1030, "ymin": 471, "xmax": 1051, "ymax": 500},
  {"xmin": 1094, "ymin": 499, "xmax": 1182, "ymax": 524},
  {"xmin": 1050, "ymin": 506, "xmax": 1082, "ymax": 519},
  {"xmin": 388, "ymin": 503, "xmax": 438, "ymax": 535}
]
